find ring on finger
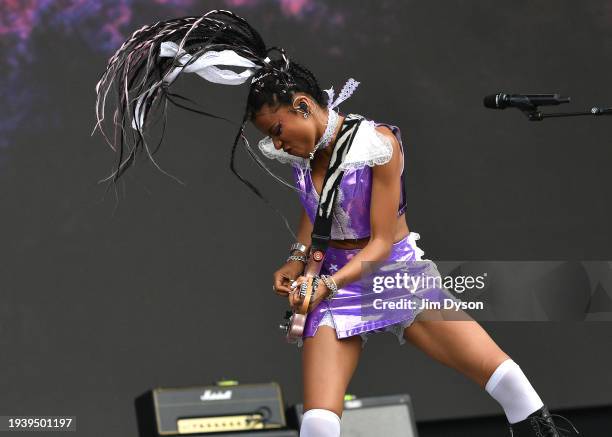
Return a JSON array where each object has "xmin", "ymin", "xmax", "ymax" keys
[{"xmin": 299, "ymin": 283, "xmax": 308, "ymax": 299}]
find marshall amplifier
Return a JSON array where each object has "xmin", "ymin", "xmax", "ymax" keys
[
  {"xmin": 135, "ymin": 380, "xmax": 289, "ymax": 436},
  {"xmin": 287, "ymin": 393, "xmax": 419, "ymax": 437}
]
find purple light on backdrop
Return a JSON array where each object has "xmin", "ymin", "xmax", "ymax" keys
[
  {"xmin": 0, "ymin": 0, "xmax": 322, "ymax": 60},
  {"xmin": 0, "ymin": 0, "xmax": 337, "ymax": 154}
]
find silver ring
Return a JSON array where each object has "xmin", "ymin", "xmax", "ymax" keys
[{"xmin": 299, "ymin": 282, "xmax": 308, "ymax": 299}]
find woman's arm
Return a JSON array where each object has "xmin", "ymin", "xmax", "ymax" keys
[
  {"xmin": 328, "ymin": 126, "xmax": 404, "ymax": 289},
  {"xmin": 294, "ymin": 205, "xmax": 313, "ymax": 254},
  {"xmin": 273, "ymin": 205, "xmax": 314, "ymax": 296}
]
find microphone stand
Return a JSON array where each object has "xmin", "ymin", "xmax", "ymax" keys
[{"xmin": 519, "ymin": 104, "xmax": 612, "ymax": 121}]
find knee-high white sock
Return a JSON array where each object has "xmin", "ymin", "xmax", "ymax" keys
[
  {"xmin": 485, "ymin": 358, "xmax": 544, "ymax": 424},
  {"xmin": 300, "ymin": 408, "xmax": 341, "ymax": 437}
]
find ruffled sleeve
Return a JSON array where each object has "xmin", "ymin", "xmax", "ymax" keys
[{"xmin": 338, "ymin": 119, "xmax": 394, "ymax": 170}]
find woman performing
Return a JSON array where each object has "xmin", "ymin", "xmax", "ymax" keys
[{"xmin": 93, "ymin": 9, "xmax": 580, "ymax": 437}]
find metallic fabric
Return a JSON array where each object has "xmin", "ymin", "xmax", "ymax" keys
[
  {"xmin": 292, "ymin": 118, "xmax": 407, "ymax": 240},
  {"xmin": 296, "ymin": 232, "xmax": 461, "ymax": 349}
]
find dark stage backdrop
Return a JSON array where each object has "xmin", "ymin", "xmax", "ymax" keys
[{"xmin": 1, "ymin": 1, "xmax": 611, "ymax": 436}]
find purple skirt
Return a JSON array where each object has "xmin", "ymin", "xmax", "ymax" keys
[{"xmin": 296, "ymin": 231, "xmax": 460, "ymax": 348}]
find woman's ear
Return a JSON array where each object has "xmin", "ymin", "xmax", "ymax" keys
[{"xmin": 291, "ymin": 96, "xmax": 310, "ymax": 114}]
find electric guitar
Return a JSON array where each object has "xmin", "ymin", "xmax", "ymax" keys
[{"xmin": 278, "ymin": 247, "xmax": 327, "ymax": 342}]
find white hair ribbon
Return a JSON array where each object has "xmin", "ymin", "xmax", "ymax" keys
[
  {"xmin": 159, "ymin": 41, "xmax": 264, "ymax": 85},
  {"xmin": 324, "ymin": 78, "xmax": 360, "ymax": 110},
  {"xmin": 132, "ymin": 41, "xmax": 269, "ymax": 130}
]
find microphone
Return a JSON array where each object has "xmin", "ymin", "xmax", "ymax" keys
[{"xmin": 484, "ymin": 93, "xmax": 570, "ymax": 109}]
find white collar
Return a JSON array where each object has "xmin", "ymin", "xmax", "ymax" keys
[{"xmin": 257, "ymin": 114, "xmax": 393, "ymax": 171}]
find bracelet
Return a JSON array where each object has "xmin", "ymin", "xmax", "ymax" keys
[
  {"xmin": 286, "ymin": 254, "xmax": 307, "ymax": 263},
  {"xmin": 320, "ymin": 275, "xmax": 339, "ymax": 301},
  {"xmin": 289, "ymin": 242, "xmax": 308, "ymax": 257},
  {"xmin": 289, "ymin": 249, "xmax": 307, "ymax": 258}
]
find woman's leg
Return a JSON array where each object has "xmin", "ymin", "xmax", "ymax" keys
[
  {"xmin": 300, "ymin": 326, "xmax": 363, "ymax": 436},
  {"xmin": 402, "ymin": 311, "xmax": 510, "ymax": 388},
  {"xmin": 402, "ymin": 311, "xmax": 547, "ymax": 426}
]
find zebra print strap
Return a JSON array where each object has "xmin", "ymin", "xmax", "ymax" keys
[{"xmin": 310, "ymin": 114, "xmax": 364, "ymax": 250}]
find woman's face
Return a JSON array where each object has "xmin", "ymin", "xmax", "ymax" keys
[{"xmin": 252, "ymin": 100, "xmax": 318, "ymax": 158}]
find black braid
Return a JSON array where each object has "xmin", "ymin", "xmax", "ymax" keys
[
  {"xmin": 246, "ymin": 58, "xmax": 329, "ymax": 119},
  {"xmin": 94, "ymin": 9, "xmax": 332, "ymax": 238},
  {"xmin": 292, "ymin": 61, "xmax": 328, "ymax": 105}
]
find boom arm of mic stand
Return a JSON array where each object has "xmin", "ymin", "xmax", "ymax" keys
[{"xmin": 521, "ymin": 107, "xmax": 612, "ymax": 121}]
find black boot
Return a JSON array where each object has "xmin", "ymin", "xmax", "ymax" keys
[{"xmin": 508, "ymin": 405, "xmax": 580, "ymax": 436}]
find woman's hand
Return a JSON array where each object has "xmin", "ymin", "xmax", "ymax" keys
[
  {"xmin": 288, "ymin": 275, "xmax": 330, "ymax": 313},
  {"xmin": 272, "ymin": 260, "xmax": 305, "ymax": 297}
]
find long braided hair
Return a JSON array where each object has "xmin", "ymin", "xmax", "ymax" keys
[{"xmin": 92, "ymin": 9, "xmax": 331, "ymax": 237}]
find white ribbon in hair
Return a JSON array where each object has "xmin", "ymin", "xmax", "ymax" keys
[
  {"xmin": 323, "ymin": 77, "xmax": 360, "ymax": 110},
  {"xmin": 131, "ymin": 41, "xmax": 359, "ymax": 130},
  {"xmin": 159, "ymin": 41, "xmax": 266, "ymax": 86},
  {"xmin": 132, "ymin": 41, "xmax": 269, "ymax": 130}
]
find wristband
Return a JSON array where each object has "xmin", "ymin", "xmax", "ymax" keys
[
  {"xmin": 289, "ymin": 242, "xmax": 308, "ymax": 257},
  {"xmin": 286, "ymin": 254, "xmax": 307, "ymax": 263},
  {"xmin": 321, "ymin": 275, "xmax": 339, "ymax": 300}
]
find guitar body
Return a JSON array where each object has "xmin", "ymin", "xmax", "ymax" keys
[{"xmin": 285, "ymin": 312, "xmax": 306, "ymax": 338}]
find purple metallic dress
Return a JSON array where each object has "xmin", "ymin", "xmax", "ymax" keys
[{"xmin": 258, "ymin": 113, "xmax": 460, "ymax": 349}]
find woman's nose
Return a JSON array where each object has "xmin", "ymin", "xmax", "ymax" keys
[{"xmin": 273, "ymin": 138, "xmax": 283, "ymax": 150}]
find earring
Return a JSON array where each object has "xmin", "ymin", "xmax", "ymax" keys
[{"xmin": 295, "ymin": 100, "xmax": 310, "ymax": 118}]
